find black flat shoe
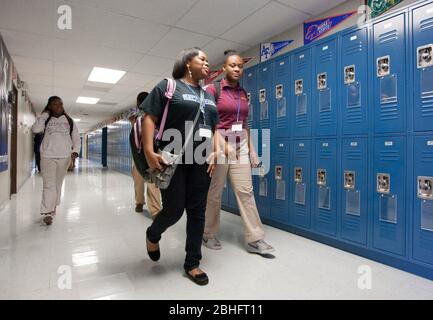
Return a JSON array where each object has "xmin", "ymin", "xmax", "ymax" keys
[
  {"xmin": 185, "ymin": 270, "xmax": 209, "ymax": 286},
  {"xmin": 146, "ymin": 237, "xmax": 160, "ymax": 262}
]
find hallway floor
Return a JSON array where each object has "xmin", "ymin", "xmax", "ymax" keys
[{"xmin": 1, "ymin": 160, "xmax": 433, "ymax": 300}]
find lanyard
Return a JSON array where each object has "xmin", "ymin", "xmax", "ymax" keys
[
  {"xmin": 182, "ymin": 80, "xmax": 207, "ymax": 126},
  {"xmin": 232, "ymin": 87, "xmax": 241, "ymax": 123}
]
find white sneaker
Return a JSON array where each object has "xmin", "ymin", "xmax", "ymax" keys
[
  {"xmin": 246, "ymin": 240, "xmax": 274, "ymax": 255},
  {"xmin": 202, "ymin": 237, "xmax": 222, "ymax": 250}
]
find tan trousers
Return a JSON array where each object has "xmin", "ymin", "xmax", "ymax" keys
[
  {"xmin": 204, "ymin": 136, "xmax": 265, "ymax": 243},
  {"xmin": 40, "ymin": 157, "xmax": 70, "ymax": 214},
  {"xmin": 132, "ymin": 165, "xmax": 162, "ymax": 217}
]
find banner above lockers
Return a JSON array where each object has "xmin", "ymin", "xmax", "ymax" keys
[
  {"xmin": 368, "ymin": 0, "xmax": 404, "ymax": 18},
  {"xmin": 304, "ymin": 11, "xmax": 356, "ymax": 45}
]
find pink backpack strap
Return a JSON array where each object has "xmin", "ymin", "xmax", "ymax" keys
[
  {"xmin": 134, "ymin": 115, "xmax": 142, "ymax": 151},
  {"xmin": 156, "ymin": 78, "xmax": 176, "ymax": 141}
]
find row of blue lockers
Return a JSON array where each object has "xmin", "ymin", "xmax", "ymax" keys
[
  {"xmin": 219, "ymin": 0, "xmax": 433, "ymax": 280},
  {"xmin": 239, "ymin": 0, "xmax": 433, "ymax": 138},
  {"xmin": 106, "ymin": 121, "xmax": 133, "ymax": 176},
  {"xmin": 87, "ymin": 120, "xmax": 133, "ymax": 176},
  {"xmin": 221, "ymin": 135, "xmax": 433, "ymax": 274},
  {"xmin": 87, "ymin": 129, "xmax": 103, "ymax": 165}
]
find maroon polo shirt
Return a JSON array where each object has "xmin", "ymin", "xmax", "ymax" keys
[{"xmin": 206, "ymin": 78, "xmax": 249, "ymax": 130}]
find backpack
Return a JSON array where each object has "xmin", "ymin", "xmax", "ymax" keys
[{"xmin": 130, "ymin": 78, "xmax": 176, "ymax": 179}]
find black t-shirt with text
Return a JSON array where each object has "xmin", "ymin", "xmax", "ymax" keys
[{"xmin": 139, "ymin": 79, "xmax": 219, "ymax": 161}]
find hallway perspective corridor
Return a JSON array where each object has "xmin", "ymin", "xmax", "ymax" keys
[{"xmin": 1, "ymin": 160, "xmax": 433, "ymax": 300}]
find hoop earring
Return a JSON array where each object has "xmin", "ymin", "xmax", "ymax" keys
[{"xmin": 187, "ymin": 66, "xmax": 192, "ymax": 78}]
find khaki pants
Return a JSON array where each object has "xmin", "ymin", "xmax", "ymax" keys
[
  {"xmin": 132, "ymin": 165, "xmax": 162, "ymax": 217},
  {"xmin": 40, "ymin": 157, "xmax": 70, "ymax": 214},
  {"xmin": 204, "ymin": 136, "xmax": 265, "ymax": 243}
]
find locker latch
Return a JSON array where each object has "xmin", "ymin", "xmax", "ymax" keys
[
  {"xmin": 295, "ymin": 167, "xmax": 303, "ymax": 183},
  {"xmin": 317, "ymin": 169, "xmax": 327, "ymax": 186},
  {"xmin": 377, "ymin": 173, "xmax": 390, "ymax": 194},
  {"xmin": 344, "ymin": 171, "xmax": 356, "ymax": 190},
  {"xmin": 317, "ymin": 73, "xmax": 327, "ymax": 90},
  {"xmin": 418, "ymin": 176, "xmax": 433, "ymax": 200},
  {"xmin": 377, "ymin": 56, "xmax": 390, "ymax": 77},
  {"xmin": 295, "ymin": 79, "xmax": 303, "ymax": 95},
  {"xmin": 275, "ymin": 166, "xmax": 283, "ymax": 180},
  {"xmin": 275, "ymin": 84, "xmax": 283, "ymax": 99},
  {"xmin": 259, "ymin": 89, "xmax": 266, "ymax": 103},
  {"xmin": 247, "ymin": 93, "xmax": 251, "ymax": 105},
  {"xmin": 344, "ymin": 65, "xmax": 356, "ymax": 84},
  {"xmin": 259, "ymin": 165, "xmax": 266, "ymax": 178},
  {"xmin": 417, "ymin": 45, "xmax": 433, "ymax": 69}
]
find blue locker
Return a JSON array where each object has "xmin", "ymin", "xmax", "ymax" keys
[
  {"xmin": 292, "ymin": 48, "xmax": 313, "ymax": 137},
  {"xmin": 273, "ymin": 54, "xmax": 291, "ymax": 138},
  {"xmin": 341, "ymin": 27, "xmax": 369, "ymax": 135},
  {"xmin": 242, "ymin": 66, "xmax": 258, "ymax": 130},
  {"xmin": 413, "ymin": 136, "xmax": 433, "ymax": 266},
  {"xmin": 258, "ymin": 61, "xmax": 274, "ymax": 131},
  {"xmin": 313, "ymin": 37, "xmax": 338, "ymax": 136},
  {"xmin": 412, "ymin": 2, "xmax": 433, "ymax": 132},
  {"xmin": 373, "ymin": 136, "xmax": 406, "ymax": 256},
  {"xmin": 373, "ymin": 12, "xmax": 407, "ymax": 134},
  {"xmin": 314, "ymin": 139, "xmax": 338, "ymax": 236},
  {"xmin": 256, "ymin": 138, "xmax": 271, "ymax": 219},
  {"xmin": 271, "ymin": 138, "xmax": 290, "ymax": 223},
  {"xmin": 340, "ymin": 138, "xmax": 368, "ymax": 245},
  {"xmin": 290, "ymin": 139, "xmax": 312, "ymax": 229}
]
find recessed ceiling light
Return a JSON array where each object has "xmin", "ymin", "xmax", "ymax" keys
[
  {"xmin": 76, "ymin": 97, "xmax": 100, "ymax": 104},
  {"xmin": 88, "ymin": 67, "xmax": 126, "ymax": 84}
]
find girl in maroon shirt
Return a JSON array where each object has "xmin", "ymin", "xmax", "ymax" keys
[{"xmin": 203, "ymin": 51, "xmax": 274, "ymax": 256}]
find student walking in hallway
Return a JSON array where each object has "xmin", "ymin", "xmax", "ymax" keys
[
  {"xmin": 203, "ymin": 50, "xmax": 274, "ymax": 256},
  {"xmin": 31, "ymin": 96, "xmax": 81, "ymax": 225}
]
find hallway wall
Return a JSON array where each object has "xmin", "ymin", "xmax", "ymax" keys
[{"xmin": 0, "ymin": 33, "xmax": 35, "ymax": 209}]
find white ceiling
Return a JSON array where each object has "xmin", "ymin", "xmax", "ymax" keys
[{"xmin": 0, "ymin": 0, "xmax": 346, "ymax": 132}]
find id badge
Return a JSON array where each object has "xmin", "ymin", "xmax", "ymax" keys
[
  {"xmin": 232, "ymin": 122, "xmax": 243, "ymax": 132},
  {"xmin": 199, "ymin": 124, "xmax": 212, "ymax": 138}
]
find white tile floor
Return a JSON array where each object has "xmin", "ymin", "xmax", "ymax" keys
[{"xmin": 1, "ymin": 159, "xmax": 433, "ymax": 300}]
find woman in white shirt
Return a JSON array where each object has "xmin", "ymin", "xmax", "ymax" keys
[{"xmin": 32, "ymin": 96, "xmax": 81, "ymax": 225}]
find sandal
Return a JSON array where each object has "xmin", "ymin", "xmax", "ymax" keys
[{"xmin": 185, "ymin": 269, "xmax": 209, "ymax": 286}]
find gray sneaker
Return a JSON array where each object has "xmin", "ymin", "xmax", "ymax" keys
[
  {"xmin": 202, "ymin": 237, "xmax": 222, "ymax": 250},
  {"xmin": 246, "ymin": 240, "xmax": 275, "ymax": 255}
]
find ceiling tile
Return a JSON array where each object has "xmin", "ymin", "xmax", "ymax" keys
[
  {"xmin": 12, "ymin": 56, "xmax": 54, "ymax": 76},
  {"xmin": 277, "ymin": 0, "xmax": 347, "ymax": 16},
  {"xmin": 203, "ymin": 39, "xmax": 250, "ymax": 67},
  {"xmin": 221, "ymin": 2, "xmax": 309, "ymax": 46},
  {"xmin": 53, "ymin": 2, "xmax": 170, "ymax": 54},
  {"xmin": 0, "ymin": 0, "xmax": 57, "ymax": 37},
  {"xmin": 132, "ymin": 55, "xmax": 175, "ymax": 76},
  {"xmin": 0, "ymin": 29, "xmax": 54, "ymax": 60},
  {"xmin": 52, "ymin": 38, "xmax": 144, "ymax": 70},
  {"xmin": 116, "ymin": 73, "xmax": 156, "ymax": 87},
  {"xmin": 148, "ymin": 28, "xmax": 214, "ymax": 59},
  {"xmin": 176, "ymin": 0, "xmax": 269, "ymax": 37},
  {"xmin": 53, "ymin": 62, "xmax": 92, "ymax": 80},
  {"xmin": 65, "ymin": 0, "xmax": 198, "ymax": 26}
]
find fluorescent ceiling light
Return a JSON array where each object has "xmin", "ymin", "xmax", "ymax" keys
[
  {"xmin": 76, "ymin": 96, "xmax": 100, "ymax": 104},
  {"xmin": 88, "ymin": 67, "xmax": 126, "ymax": 84},
  {"xmin": 73, "ymin": 118, "xmax": 81, "ymax": 122}
]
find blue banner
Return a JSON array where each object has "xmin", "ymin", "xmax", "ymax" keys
[
  {"xmin": 304, "ymin": 11, "xmax": 356, "ymax": 45},
  {"xmin": 260, "ymin": 40, "xmax": 294, "ymax": 62}
]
